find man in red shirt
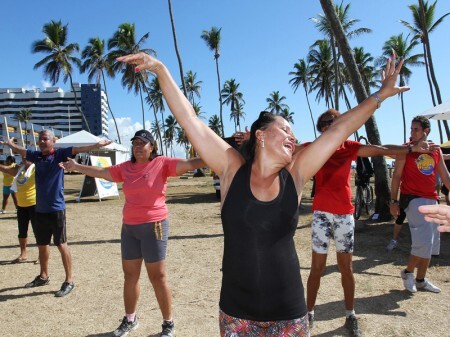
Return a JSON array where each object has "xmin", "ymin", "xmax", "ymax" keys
[
  {"xmin": 305, "ymin": 109, "xmax": 433, "ymax": 336},
  {"xmin": 390, "ymin": 116, "xmax": 450, "ymax": 294}
]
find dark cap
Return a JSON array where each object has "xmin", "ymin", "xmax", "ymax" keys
[{"xmin": 130, "ymin": 129, "xmax": 154, "ymax": 144}]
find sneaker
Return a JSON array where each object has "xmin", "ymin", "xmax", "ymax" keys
[
  {"xmin": 386, "ymin": 239, "xmax": 398, "ymax": 251},
  {"xmin": 55, "ymin": 281, "xmax": 74, "ymax": 297},
  {"xmin": 114, "ymin": 316, "xmax": 139, "ymax": 337},
  {"xmin": 161, "ymin": 320, "xmax": 175, "ymax": 337},
  {"xmin": 0, "ymin": 209, "xmax": 6, "ymax": 214},
  {"xmin": 344, "ymin": 315, "xmax": 361, "ymax": 337},
  {"xmin": 25, "ymin": 275, "xmax": 49, "ymax": 288},
  {"xmin": 416, "ymin": 279, "xmax": 441, "ymax": 293},
  {"xmin": 308, "ymin": 313, "xmax": 314, "ymax": 330},
  {"xmin": 401, "ymin": 270, "xmax": 417, "ymax": 293}
]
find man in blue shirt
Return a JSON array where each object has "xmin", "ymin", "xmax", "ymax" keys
[{"xmin": 2, "ymin": 130, "xmax": 110, "ymax": 297}]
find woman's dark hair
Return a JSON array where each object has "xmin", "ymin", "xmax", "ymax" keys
[
  {"xmin": 130, "ymin": 140, "xmax": 159, "ymax": 163},
  {"xmin": 316, "ymin": 108, "xmax": 341, "ymax": 133},
  {"xmin": 240, "ymin": 111, "xmax": 278, "ymax": 161},
  {"xmin": 6, "ymin": 155, "xmax": 15, "ymax": 163}
]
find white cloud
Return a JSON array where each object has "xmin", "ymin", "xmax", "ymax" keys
[{"xmin": 41, "ymin": 80, "xmax": 52, "ymax": 88}]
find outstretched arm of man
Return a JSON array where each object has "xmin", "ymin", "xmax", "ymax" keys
[
  {"xmin": 0, "ymin": 138, "xmax": 26, "ymax": 157},
  {"xmin": 357, "ymin": 141, "xmax": 434, "ymax": 157},
  {"xmin": 72, "ymin": 139, "xmax": 112, "ymax": 155}
]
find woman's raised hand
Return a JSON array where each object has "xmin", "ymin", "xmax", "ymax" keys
[
  {"xmin": 378, "ymin": 55, "xmax": 410, "ymax": 101},
  {"xmin": 117, "ymin": 52, "xmax": 163, "ymax": 74}
]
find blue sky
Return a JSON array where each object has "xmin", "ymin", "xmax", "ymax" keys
[{"xmin": 2, "ymin": 0, "xmax": 450, "ymax": 156}]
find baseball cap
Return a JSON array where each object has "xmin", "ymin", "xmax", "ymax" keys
[{"xmin": 130, "ymin": 129, "xmax": 154, "ymax": 144}]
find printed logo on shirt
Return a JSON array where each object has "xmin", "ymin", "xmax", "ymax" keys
[{"xmin": 415, "ymin": 154, "xmax": 435, "ymax": 175}]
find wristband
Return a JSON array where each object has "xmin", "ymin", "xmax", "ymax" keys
[{"xmin": 372, "ymin": 92, "xmax": 381, "ymax": 109}]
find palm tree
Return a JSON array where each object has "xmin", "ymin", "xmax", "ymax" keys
[
  {"xmin": 379, "ymin": 34, "xmax": 424, "ymax": 143},
  {"xmin": 308, "ymin": 39, "xmax": 335, "ymax": 108},
  {"xmin": 266, "ymin": 91, "xmax": 289, "ymax": 115},
  {"xmin": 164, "ymin": 115, "xmax": 178, "ymax": 157},
  {"xmin": 184, "ymin": 70, "xmax": 202, "ymax": 104},
  {"xmin": 31, "ymin": 20, "xmax": 91, "ymax": 132},
  {"xmin": 221, "ymin": 79, "xmax": 245, "ymax": 131},
  {"xmin": 176, "ymin": 128, "xmax": 190, "ymax": 158},
  {"xmin": 319, "ymin": 0, "xmax": 391, "ymax": 218},
  {"xmin": 230, "ymin": 102, "xmax": 246, "ymax": 131},
  {"xmin": 280, "ymin": 108, "xmax": 295, "ymax": 124},
  {"xmin": 167, "ymin": 0, "xmax": 188, "ymax": 97},
  {"xmin": 353, "ymin": 47, "xmax": 378, "ymax": 93},
  {"xmin": 400, "ymin": 0, "xmax": 450, "ymax": 140},
  {"xmin": 14, "ymin": 109, "xmax": 32, "ymax": 148},
  {"xmin": 192, "ymin": 102, "xmax": 206, "ymax": 120},
  {"xmin": 146, "ymin": 77, "xmax": 167, "ymax": 155},
  {"xmin": 81, "ymin": 37, "xmax": 121, "ymax": 143},
  {"xmin": 208, "ymin": 114, "xmax": 222, "ymax": 137},
  {"xmin": 311, "ymin": 2, "xmax": 372, "ymax": 110},
  {"xmin": 150, "ymin": 120, "xmax": 163, "ymax": 154},
  {"xmin": 107, "ymin": 24, "xmax": 154, "ymax": 120},
  {"xmin": 289, "ymin": 59, "xmax": 317, "ymax": 138},
  {"xmin": 201, "ymin": 27, "xmax": 224, "ymax": 136}
]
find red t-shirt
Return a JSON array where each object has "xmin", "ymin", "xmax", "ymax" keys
[
  {"xmin": 108, "ymin": 156, "xmax": 179, "ymax": 224},
  {"xmin": 400, "ymin": 145, "xmax": 440, "ymax": 200},
  {"xmin": 306, "ymin": 140, "xmax": 361, "ymax": 214}
]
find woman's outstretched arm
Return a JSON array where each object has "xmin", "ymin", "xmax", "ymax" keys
[
  {"xmin": 291, "ymin": 56, "xmax": 410, "ymax": 185},
  {"xmin": 59, "ymin": 157, "xmax": 113, "ymax": 181},
  {"xmin": 117, "ymin": 53, "xmax": 244, "ymax": 180}
]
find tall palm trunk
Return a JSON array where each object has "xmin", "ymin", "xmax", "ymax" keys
[
  {"xmin": 331, "ymin": 35, "xmax": 339, "ymax": 110},
  {"xmin": 320, "ymin": 0, "xmax": 391, "ymax": 219},
  {"xmin": 400, "ymin": 93, "xmax": 407, "ymax": 143},
  {"xmin": 141, "ymin": 83, "xmax": 163, "ymax": 153},
  {"xmin": 101, "ymin": 72, "xmax": 121, "ymax": 144},
  {"xmin": 303, "ymin": 87, "xmax": 317, "ymax": 138},
  {"xmin": 160, "ymin": 110, "xmax": 168, "ymax": 156},
  {"xmin": 68, "ymin": 74, "xmax": 91, "ymax": 133},
  {"xmin": 168, "ymin": 0, "xmax": 188, "ymax": 98},
  {"xmin": 215, "ymin": 57, "xmax": 224, "ymax": 136}
]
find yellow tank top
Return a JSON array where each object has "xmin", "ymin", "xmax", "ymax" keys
[
  {"xmin": 2, "ymin": 163, "xmax": 17, "ymax": 186},
  {"xmin": 15, "ymin": 165, "xmax": 36, "ymax": 207}
]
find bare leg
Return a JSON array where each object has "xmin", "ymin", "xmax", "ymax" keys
[
  {"xmin": 122, "ymin": 259, "xmax": 142, "ymax": 314},
  {"xmin": 38, "ymin": 245, "xmax": 50, "ymax": 279},
  {"xmin": 57, "ymin": 242, "xmax": 73, "ymax": 283},
  {"xmin": 145, "ymin": 260, "xmax": 172, "ymax": 320},
  {"xmin": 392, "ymin": 224, "xmax": 403, "ymax": 241},
  {"xmin": 2, "ymin": 194, "xmax": 9, "ymax": 211},
  {"xmin": 19, "ymin": 237, "xmax": 27, "ymax": 259},
  {"xmin": 337, "ymin": 252, "xmax": 355, "ymax": 311},
  {"xmin": 306, "ymin": 252, "xmax": 327, "ymax": 311},
  {"xmin": 406, "ymin": 254, "xmax": 430, "ymax": 280},
  {"xmin": 11, "ymin": 192, "xmax": 18, "ymax": 209}
]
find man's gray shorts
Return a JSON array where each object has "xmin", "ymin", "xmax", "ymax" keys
[
  {"xmin": 121, "ymin": 219, "xmax": 169, "ymax": 263},
  {"xmin": 405, "ymin": 198, "xmax": 440, "ymax": 259}
]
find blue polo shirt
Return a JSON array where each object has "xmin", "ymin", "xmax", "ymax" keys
[{"xmin": 26, "ymin": 147, "xmax": 73, "ymax": 213}]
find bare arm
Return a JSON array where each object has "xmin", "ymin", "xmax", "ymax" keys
[
  {"xmin": 0, "ymin": 164, "xmax": 20, "ymax": 177},
  {"xmin": 175, "ymin": 158, "xmax": 205, "ymax": 176},
  {"xmin": 436, "ymin": 149, "xmax": 450, "ymax": 190},
  {"xmin": 72, "ymin": 139, "xmax": 112, "ymax": 155},
  {"xmin": 59, "ymin": 157, "xmax": 113, "ymax": 181},
  {"xmin": 418, "ymin": 204, "xmax": 450, "ymax": 232},
  {"xmin": 390, "ymin": 155, "xmax": 406, "ymax": 217},
  {"xmin": 0, "ymin": 138, "xmax": 26, "ymax": 157},
  {"xmin": 290, "ymin": 56, "xmax": 409, "ymax": 185},
  {"xmin": 356, "ymin": 141, "xmax": 433, "ymax": 157}
]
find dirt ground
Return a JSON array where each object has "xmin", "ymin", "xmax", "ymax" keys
[{"xmin": 0, "ymin": 173, "xmax": 449, "ymax": 337}]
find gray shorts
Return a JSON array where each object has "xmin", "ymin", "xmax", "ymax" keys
[
  {"xmin": 121, "ymin": 219, "xmax": 169, "ymax": 263},
  {"xmin": 405, "ymin": 198, "xmax": 440, "ymax": 259}
]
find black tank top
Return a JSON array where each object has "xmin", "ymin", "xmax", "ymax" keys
[{"xmin": 219, "ymin": 162, "xmax": 307, "ymax": 321}]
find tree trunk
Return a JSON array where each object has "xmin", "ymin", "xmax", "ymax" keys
[
  {"xmin": 68, "ymin": 74, "xmax": 91, "ymax": 133},
  {"xmin": 400, "ymin": 92, "xmax": 406, "ymax": 143},
  {"xmin": 331, "ymin": 35, "xmax": 339, "ymax": 110},
  {"xmin": 101, "ymin": 72, "xmax": 121, "ymax": 144},
  {"xmin": 141, "ymin": 83, "xmax": 163, "ymax": 153},
  {"xmin": 320, "ymin": 0, "xmax": 391, "ymax": 219},
  {"xmin": 215, "ymin": 57, "xmax": 224, "ymax": 137},
  {"xmin": 168, "ymin": 0, "xmax": 188, "ymax": 98},
  {"xmin": 303, "ymin": 87, "xmax": 317, "ymax": 139}
]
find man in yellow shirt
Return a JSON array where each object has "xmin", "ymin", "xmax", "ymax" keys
[
  {"xmin": 0, "ymin": 155, "xmax": 36, "ymax": 262},
  {"xmin": 1, "ymin": 155, "xmax": 18, "ymax": 213}
]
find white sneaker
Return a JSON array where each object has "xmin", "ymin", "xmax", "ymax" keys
[
  {"xmin": 416, "ymin": 279, "xmax": 441, "ymax": 293},
  {"xmin": 386, "ymin": 239, "xmax": 398, "ymax": 251},
  {"xmin": 401, "ymin": 270, "xmax": 417, "ymax": 293}
]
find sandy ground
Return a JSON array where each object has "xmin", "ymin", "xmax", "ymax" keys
[{"xmin": 0, "ymin": 173, "xmax": 449, "ymax": 337}]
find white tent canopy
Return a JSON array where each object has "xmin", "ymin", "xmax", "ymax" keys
[
  {"xmin": 423, "ymin": 100, "xmax": 450, "ymax": 120},
  {"xmin": 55, "ymin": 130, "xmax": 129, "ymax": 164}
]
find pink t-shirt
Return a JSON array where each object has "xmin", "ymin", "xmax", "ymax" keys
[{"xmin": 108, "ymin": 156, "xmax": 179, "ymax": 224}]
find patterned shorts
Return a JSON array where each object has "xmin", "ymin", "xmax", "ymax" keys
[
  {"xmin": 311, "ymin": 211, "xmax": 354, "ymax": 254},
  {"xmin": 219, "ymin": 310, "xmax": 310, "ymax": 337}
]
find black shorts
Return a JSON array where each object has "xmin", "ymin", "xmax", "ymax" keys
[
  {"xmin": 34, "ymin": 210, "xmax": 67, "ymax": 246},
  {"xmin": 442, "ymin": 184, "xmax": 449, "ymax": 196},
  {"xmin": 17, "ymin": 205, "xmax": 36, "ymax": 239}
]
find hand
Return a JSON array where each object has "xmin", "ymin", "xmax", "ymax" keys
[
  {"xmin": 97, "ymin": 139, "xmax": 112, "ymax": 148},
  {"xmin": 412, "ymin": 140, "xmax": 438, "ymax": 153},
  {"xmin": 232, "ymin": 126, "xmax": 250, "ymax": 145},
  {"xmin": 0, "ymin": 137, "xmax": 15, "ymax": 147},
  {"xmin": 390, "ymin": 203, "xmax": 400, "ymax": 217},
  {"xmin": 59, "ymin": 157, "xmax": 77, "ymax": 172},
  {"xmin": 377, "ymin": 55, "xmax": 410, "ymax": 101},
  {"xmin": 418, "ymin": 204, "xmax": 450, "ymax": 232},
  {"xmin": 117, "ymin": 52, "xmax": 163, "ymax": 74}
]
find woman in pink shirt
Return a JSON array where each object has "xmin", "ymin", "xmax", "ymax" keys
[{"xmin": 60, "ymin": 129, "xmax": 204, "ymax": 337}]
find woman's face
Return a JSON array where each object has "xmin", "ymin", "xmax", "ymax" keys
[
  {"xmin": 260, "ymin": 117, "xmax": 296, "ymax": 161},
  {"xmin": 132, "ymin": 139, "xmax": 153, "ymax": 162}
]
